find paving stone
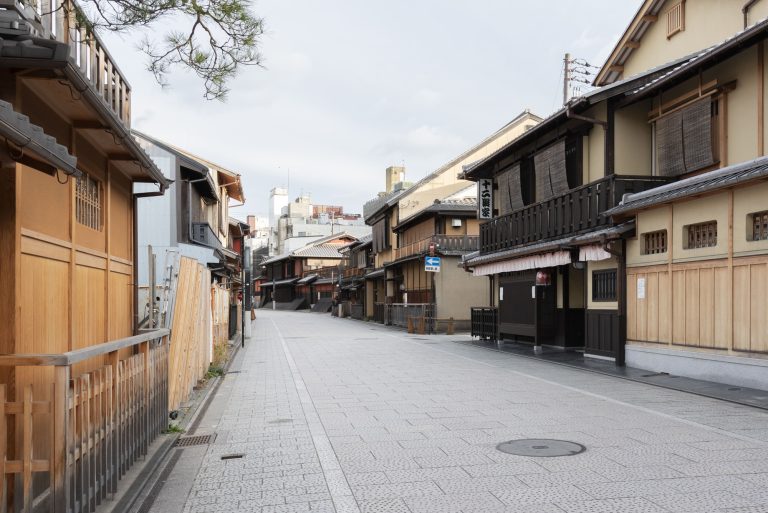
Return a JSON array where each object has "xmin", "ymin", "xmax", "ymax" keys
[{"xmin": 155, "ymin": 311, "xmax": 768, "ymax": 513}]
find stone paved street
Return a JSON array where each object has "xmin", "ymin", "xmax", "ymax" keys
[{"xmin": 148, "ymin": 310, "xmax": 768, "ymax": 513}]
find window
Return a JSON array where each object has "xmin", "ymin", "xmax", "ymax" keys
[
  {"xmin": 592, "ymin": 269, "xmax": 617, "ymax": 302},
  {"xmin": 643, "ymin": 230, "xmax": 668, "ymax": 255},
  {"xmin": 685, "ymin": 221, "xmax": 717, "ymax": 249},
  {"xmin": 751, "ymin": 210, "xmax": 768, "ymax": 241},
  {"xmin": 666, "ymin": 1, "xmax": 685, "ymax": 38},
  {"xmin": 75, "ymin": 173, "xmax": 102, "ymax": 230},
  {"xmin": 655, "ymin": 98, "xmax": 717, "ymax": 177}
]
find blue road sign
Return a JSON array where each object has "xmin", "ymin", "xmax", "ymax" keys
[{"xmin": 425, "ymin": 256, "xmax": 441, "ymax": 272}]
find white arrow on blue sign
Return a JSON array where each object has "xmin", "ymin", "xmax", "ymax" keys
[{"xmin": 425, "ymin": 256, "xmax": 441, "ymax": 272}]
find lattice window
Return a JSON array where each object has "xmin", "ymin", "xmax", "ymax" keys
[
  {"xmin": 592, "ymin": 269, "xmax": 617, "ymax": 302},
  {"xmin": 751, "ymin": 210, "xmax": 768, "ymax": 241},
  {"xmin": 685, "ymin": 221, "xmax": 717, "ymax": 249},
  {"xmin": 75, "ymin": 173, "xmax": 102, "ymax": 230},
  {"xmin": 643, "ymin": 230, "xmax": 668, "ymax": 255},
  {"xmin": 667, "ymin": 1, "xmax": 685, "ymax": 38}
]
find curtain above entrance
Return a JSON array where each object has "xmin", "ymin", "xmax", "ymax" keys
[
  {"xmin": 472, "ymin": 250, "xmax": 571, "ymax": 276},
  {"xmin": 579, "ymin": 244, "xmax": 612, "ymax": 262}
]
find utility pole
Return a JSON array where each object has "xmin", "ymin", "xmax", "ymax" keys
[
  {"xmin": 563, "ymin": 53, "xmax": 571, "ymax": 105},
  {"xmin": 563, "ymin": 53, "xmax": 600, "ymax": 104}
]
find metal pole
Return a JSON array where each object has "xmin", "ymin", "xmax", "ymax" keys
[
  {"xmin": 563, "ymin": 53, "xmax": 571, "ymax": 105},
  {"xmin": 241, "ymin": 234, "xmax": 245, "ymax": 348}
]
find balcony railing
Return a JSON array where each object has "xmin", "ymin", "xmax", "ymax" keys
[
  {"xmin": 10, "ymin": 0, "xmax": 132, "ymax": 127},
  {"xmin": 479, "ymin": 175, "xmax": 671, "ymax": 254},
  {"xmin": 395, "ymin": 235, "xmax": 479, "ymax": 261},
  {"xmin": 0, "ymin": 329, "xmax": 169, "ymax": 513},
  {"xmin": 191, "ymin": 222, "xmax": 223, "ymax": 250},
  {"xmin": 303, "ymin": 266, "xmax": 338, "ymax": 281}
]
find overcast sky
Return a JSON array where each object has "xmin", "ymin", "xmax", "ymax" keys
[{"xmin": 104, "ymin": 1, "xmax": 639, "ymax": 217}]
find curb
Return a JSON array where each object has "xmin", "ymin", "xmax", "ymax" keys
[{"xmin": 119, "ymin": 336, "xmax": 245, "ymax": 513}]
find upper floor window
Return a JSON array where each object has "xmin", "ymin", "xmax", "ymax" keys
[
  {"xmin": 685, "ymin": 221, "xmax": 717, "ymax": 249},
  {"xmin": 75, "ymin": 173, "xmax": 102, "ymax": 231},
  {"xmin": 592, "ymin": 269, "xmax": 617, "ymax": 302},
  {"xmin": 666, "ymin": 1, "xmax": 685, "ymax": 38},
  {"xmin": 655, "ymin": 98, "xmax": 718, "ymax": 177},
  {"xmin": 643, "ymin": 229, "xmax": 668, "ymax": 255},
  {"xmin": 750, "ymin": 210, "xmax": 768, "ymax": 241}
]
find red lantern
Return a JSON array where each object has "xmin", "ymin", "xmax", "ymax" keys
[{"xmin": 535, "ymin": 270, "xmax": 551, "ymax": 286}]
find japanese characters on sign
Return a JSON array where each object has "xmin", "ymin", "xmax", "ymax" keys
[{"xmin": 478, "ymin": 179, "xmax": 493, "ymax": 219}]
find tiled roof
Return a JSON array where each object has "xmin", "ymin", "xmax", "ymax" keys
[
  {"xmin": 607, "ymin": 157, "xmax": 768, "ymax": 216},
  {"xmin": 630, "ymin": 18, "xmax": 768, "ymax": 100},
  {"xmin": 462, "ymin": 54, "xmax": 699, "ymax": 179},
  {"xmin": 0, "ymin": 99, "xmax": 78, "ymax": 176},
  {"xmin": 292, "ymin": 245, "xmax": 345, "ymax": 259}
]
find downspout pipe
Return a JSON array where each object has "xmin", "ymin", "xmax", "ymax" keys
[
  {"xmin": 744, "ymin": 0, "xmax": 760, "ymax": 28},
  {"xmin": 566, "ymin": 106, "xmax": 608, "ymax": 129}
]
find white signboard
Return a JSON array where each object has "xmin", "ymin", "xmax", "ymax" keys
[
  {"xmin": 637, "ymin": 277, "xmax": 646, "ymax": 299},
  {"xmin": 499, "ymin": 287, "xmax": 504, "ymax": 301},
  {"xmin": 425, "ymin": 256, "xmax": 441, "ymax": 273},
  {"xmin": 478, "ymin": 179, "xmax": 493, "ymax": 219}
]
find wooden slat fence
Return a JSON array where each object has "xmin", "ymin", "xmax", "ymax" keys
[
  {"xmin": 168, "ymin": 257, "xmax": 213, "ymax": 412},
  {"xmin": 0, "ymin": 329, "xmax": 169, "ymax": 513}
]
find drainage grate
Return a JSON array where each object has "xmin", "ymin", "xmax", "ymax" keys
[
  {"xmin": 496, "ymin": 439, "xmax": 586, "ymax": 457},
  {"xmin": 175, "ymin": 434, "xmax": 216, "ymax": 447},
  {"xmin": 220, "ymin": 453, "xmax": 245, "ymax": 460}
]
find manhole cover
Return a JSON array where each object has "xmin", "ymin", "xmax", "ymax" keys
[
  {"xmin": 496, "ymin": 439, "xmax": 586, "ymax": 457},
  {"xmin": 175, "ymin": 434, "xmax": 217, "ymax": 447}
]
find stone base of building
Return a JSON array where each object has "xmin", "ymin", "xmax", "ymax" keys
[{"xmin": 626, "ymin": 344, "xmax": 768, "ymax": 391}]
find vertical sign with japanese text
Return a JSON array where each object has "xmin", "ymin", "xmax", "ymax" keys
[{"xmin": 478, "ymin": 179, "xmax": 492, "ymax": 219}]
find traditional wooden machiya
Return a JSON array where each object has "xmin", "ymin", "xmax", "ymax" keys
[{"xmin": 0, "ymin": 0, "xmax": 172, "ymax": 510}]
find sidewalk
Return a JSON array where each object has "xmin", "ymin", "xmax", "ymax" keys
[{"xmin": 141, "ymin": 310, "xmax": 768, "ymax": 513}]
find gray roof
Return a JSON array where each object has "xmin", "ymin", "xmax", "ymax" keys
[
  {"xmin": 462, "ymin": 55, "xmax": 699, "ymax": 179},
  {"xmin": 607, "ymin": 157, "xmax": 768, "ymax": 216},
  {"xmin": 0, "ymin": 99, "xmax": 78, "ymax": 176},
  {"xmin": 464, "ymin": 223, "xmax": 634, "ymax": 268},
  {"xmin": 630, "ymin": 18, "xmax": 768, "ymax": 101},
  {"xmin": 363, "ymin": 187, "xmax": 411, "ymax": 222},
  {"xmin": 292, "ymin": 245, "xmax": 345, "ymax": 259},
  {"xmin": 393, "ymin": 198, "xmax": 477, "ymax": 231}
]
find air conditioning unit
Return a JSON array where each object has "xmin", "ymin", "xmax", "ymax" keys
[{"xmin": 451, "ymin": 218, "xmax": 462, "ymax": 228}]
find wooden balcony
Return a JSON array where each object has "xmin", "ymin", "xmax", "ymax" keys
[
  {"xmin": 479, "ymin": 175, "xmax": 671, "ymax": 254},
  {"xmin": 395, "ymin": 235, "xmax": 479, "ymax": 261},
  {"xmin": 10, "ymin": 0, "xmax": 132, "ymax": 127}
]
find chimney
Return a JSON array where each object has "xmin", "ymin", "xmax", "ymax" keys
[{"xmin": 385, "ymin": 166, "xmax": 405, "ymax": 193}]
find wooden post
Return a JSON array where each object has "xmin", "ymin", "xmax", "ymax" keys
[
  {"xmin": 447, "ymin": 318, "xmax": 454, "ymax": 336},
  {"xmin": 52, "ymin": 366, "xmax": 71, "ymax": 513}
]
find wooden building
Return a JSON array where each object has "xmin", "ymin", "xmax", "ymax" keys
[
  {"xmin": 338, "ymin": 235, "xmax": 373, "ymax": 320},
  {"xmin": 363, "ymin": 111, "xmax": 542, "ymax": 329},
  {"xmin": 0, "ymin": 0, "xmax": 176, "ymax": 508},
  {"xmin": 596, "ymin": 3, "xmax": 768, "ymax": 389},
  {"xmin": 259, "ymin": 234, "xmax": 357, "ymax": 310},
  {"xmin": 465, "ymin": 1, "xmax": 768, "ymax": 377}
]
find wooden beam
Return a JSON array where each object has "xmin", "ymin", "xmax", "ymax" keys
[
  {"xmin": 641, "ymin": 14, "xmax": 658, "ymax": 22},
  {"xmin": 608, "ymin": 65, "xmax": 624, "ymax": 73},
  {"xmin": 72, "ymin": 120, "xmax": 106, "ymax": 130},
  {"xmin": 624, "ymin": 41, "xmax": 641, "ymax": 49}
]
